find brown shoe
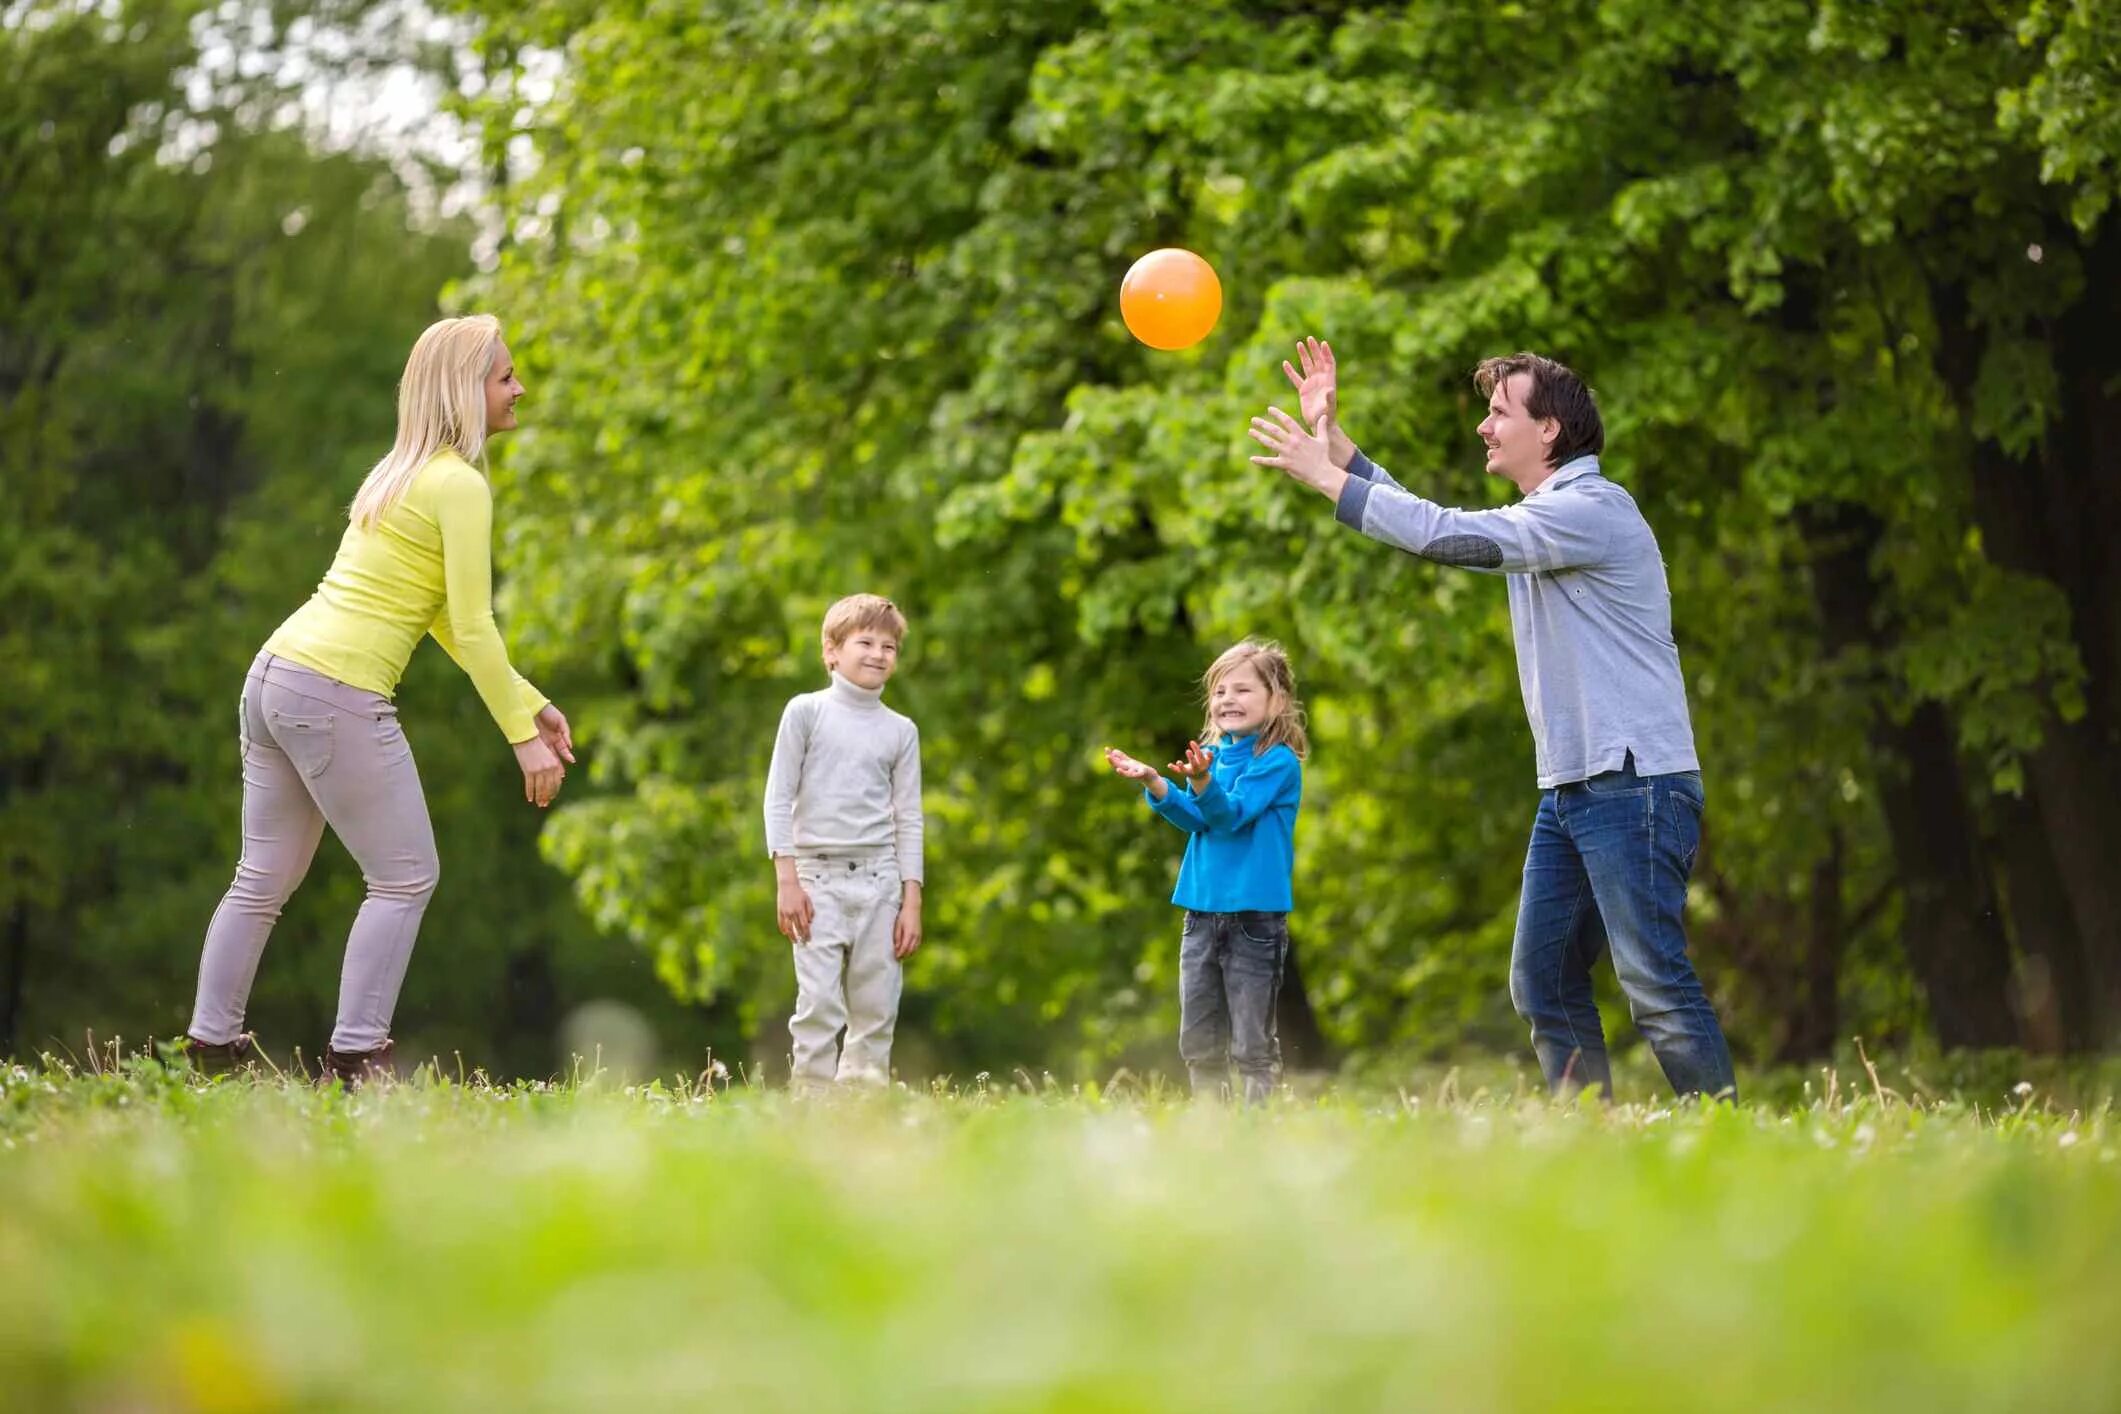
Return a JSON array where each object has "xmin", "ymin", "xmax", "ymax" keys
[
  {"xmin": 182, "ymin": 1033, "xmax": 258, "ymax": 1078},
  {"xmin": 320, "ymin": 1040, "xmax": 396, "ymax": 1088}
]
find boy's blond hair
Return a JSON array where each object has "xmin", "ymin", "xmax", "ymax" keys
[
  {"xmin": 1201, "ymin": 639, "xmax": 1309, "ymax": 760},
  {"xmin": 820, "ymin": 593, "xmax": 909, "ymax": 668}
]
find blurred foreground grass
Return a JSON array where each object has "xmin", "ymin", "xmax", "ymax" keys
[{"xmin": 2, "ymin": 1057, "xmax": 2116, "ymax": 1412}]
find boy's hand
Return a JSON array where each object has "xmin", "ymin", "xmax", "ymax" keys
[
  {"xmin": 893, "ymin": 882, "xmax": 923, "ymax": 960},
  {"xmin": 1104, "ymin": 746, "xmax": 1169, "ymax": 800},
  {"xmin": 1167, "ymin": 740, "xmax": 1213, "ymax": 790},
  {"xmin": 776, "ymin": 877, "xmax": 815, "ymax": 944}
]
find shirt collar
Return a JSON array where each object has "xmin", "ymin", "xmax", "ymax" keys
[
  {"xmin": 827, "ymin": 671, "xmax": 885, "ymax": 708},
  {"xmin": 1526, "ymin": 454, "xmax": 1601, "ymax": 498}
]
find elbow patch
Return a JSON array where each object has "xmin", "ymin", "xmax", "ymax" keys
[{"xmin": 1421, "ymin": 534, "xmax": 1505, "ymax": 569}]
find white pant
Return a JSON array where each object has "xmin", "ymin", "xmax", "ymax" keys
[{"xmin": 788, "ymin": 856, "xmax": 903, "ymax": 1085}]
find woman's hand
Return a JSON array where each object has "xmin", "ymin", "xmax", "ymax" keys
[
  {"xmin": 536, "ymin": 703, "xmax": 576, "ymax": 766},
  {"xmin": 514, "ymin": 735, "xmax": 565, "ymax": 808},
  {"xmin": 1104, "ymin": 746, "xmax": 1169, "ymax": 800}
]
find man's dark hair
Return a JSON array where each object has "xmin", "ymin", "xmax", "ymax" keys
[{"xmin": 1473, "ymin": 353, "xmax": 1603, "ymax": 467}]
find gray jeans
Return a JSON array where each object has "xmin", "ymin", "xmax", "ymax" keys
[
  {"xmin": 788, "ymin": 853, "xmax": 904, "ymax": 1086},
  {"xmin": 190, "ymin": 653, "xmax": 438, "ymax": 1053},
  {"xmin": 1179, "ymin": 910, "xmax": 1288, "ymax": 1105}
]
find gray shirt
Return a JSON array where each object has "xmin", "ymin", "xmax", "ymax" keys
[
  {"xmin": 1334, "ymin": 451, "xmax": 1699, "ymax": 789},
  {"xmin": 763, "ymin": 673, "xmax": 924, "ymax": 880}
]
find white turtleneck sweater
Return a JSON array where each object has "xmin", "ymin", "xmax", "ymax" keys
[{"xmin": 763, "ymin": 672, "xmax": 924, "ymax": 881}]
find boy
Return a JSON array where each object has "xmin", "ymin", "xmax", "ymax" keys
[{"xmin": 763, "ymin": 594, "xmax": 924, "ymax": 1087}]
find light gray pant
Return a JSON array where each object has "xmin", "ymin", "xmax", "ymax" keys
[
  {"xmin": 788, "ymin": 854, "xmax": 903, "ymax": 1085},
  {"xmin": 190, "ymin": 653, "xmax": 439, "ymax": 1053}
]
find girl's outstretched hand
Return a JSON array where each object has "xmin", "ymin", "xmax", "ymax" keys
[
  {"xmin": 1167, "ymin": 740, "xmax": 1213, "ymax": 790},
  {"xmin": 1104, "ymin": 746, "xmax": 1169, "ymax": 800}
]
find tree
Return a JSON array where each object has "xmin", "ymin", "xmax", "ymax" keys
[
  {"xmin": 2, "ymin": 0, "xmax": 713, "ymax": 1074},
  {"xmin": 452, "ymin": 0, "xmax": 2121, "ymax": 1075}
]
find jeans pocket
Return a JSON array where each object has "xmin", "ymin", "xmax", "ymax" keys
[
  {"xmin": 1662, "ymin": 782, "xmax": 1705, "ymax": 872},
  {"xmin": 1232, "ymin": 912, "xmax": 1289, "ymax": 972},
  {"xmin": 269, "ymin": 709, "xmax": 335, "ymax": 779},
  {"xmin": 371, "ymin": 709, "xmax": 413, "ymax": 768}
]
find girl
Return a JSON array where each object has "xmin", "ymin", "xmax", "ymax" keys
[
  {"xmin": 185, "ymin": 314, "xmax": 573, "ymax": 1085},
  {"xmin": 1105, "ymin": 639, "xmax": 1307, "ymax": 1104}
]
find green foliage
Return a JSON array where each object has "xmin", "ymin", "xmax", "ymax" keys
[
  {"xmin": 10, "ymin": 0, "xmax": 2120, "ymax": 1077},
  {"xmin": 0, "ymin": 0, "xmax": 715, "ymax": 1073},
  {"xmin": 457, "ymin": 0, "xmax": 2121, "ymax": 1071},
  {"xmin": 2, "ymin": 1063, "xmax": 2118, "ymax": 1409}
]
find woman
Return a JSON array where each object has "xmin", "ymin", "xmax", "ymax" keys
[{"xmin": 184, "ymin": 314, "xmax": 572, "ymax": 1084}]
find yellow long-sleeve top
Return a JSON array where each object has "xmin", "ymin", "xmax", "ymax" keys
[{"xmin": 264, "ymin": 450, "xmax": 547, "ymax": 743}]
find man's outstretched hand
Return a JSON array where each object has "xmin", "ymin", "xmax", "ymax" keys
[
  {"xmin": 1283, "ymin": 336, "xmax": 1336, "ymax": 428},
  {"xmin": 1280, "ymin": 337, "xmax": 1355, "ymax": 469},
  {"xmin": 1249, "ymin": 407, "xmax": 1350, "ymax": 501}
]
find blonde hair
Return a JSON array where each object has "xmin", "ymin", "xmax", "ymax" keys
[
  {"xmin": 349, "ymin": 314, "xmax": 505, "ymax": 529},
  {"xmin": 1201, "ymin": 639, "xmax": 1309, "ymax": 760},
  {"xmin": 820, "ymin": 593, "xmax": 909, "ymax": 668}
]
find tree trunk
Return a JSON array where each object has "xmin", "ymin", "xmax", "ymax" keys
[
  {"xmin": 1802, "ymin": 502, "xmax": 2020, "ymax": 1047},
  {"xmin": 1931, "ymin": 259, "xmax": 2121, "ymax": 1046},
  {"xmin": 1, "ymin": 901, "xmax": 25, "ymax": 1058},
  {"xmin": 1989, "ymin": 792, "xmax": 2096, "ymax": 1053},
  {"xmin": 503, "ymin": 939, "xmax": 560, "ymax": 1077},
  {"xmin": 2016, "ymin": 733, "xmax": 2121, "ymax": 1043},
  {"xmin": 1276, "ymin": 932, "xmax": 1335, "ymax": 1073},
  {"xmin": 1879, "ymin": 702, "xmax": 2020, "ymax": 1047},
  {"xmin": 1778, "ymin": 830, "xmax": 1844, "ymax": 1064},
  {"xmin": 748, "ymin": 988, "xmax": 787, "ymax": 1088}
]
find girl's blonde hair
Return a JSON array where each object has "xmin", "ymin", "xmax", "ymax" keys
[
  {"xmin": 1201, "ymin": 639, "xmax": 1309, "ymax": 760},
  {"xmin": 349, "ymin": 314, "xmax": 505, "ymax": 529}
]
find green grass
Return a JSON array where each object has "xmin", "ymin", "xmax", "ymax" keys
[{"xmin": 3, "ymin": 1058, "xmax": 2117, "ymax": 1413}]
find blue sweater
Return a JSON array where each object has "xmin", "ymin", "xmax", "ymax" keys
[{"xmin": 1145, "ymin": 735, "xmax": 1302, "ymax": 913}]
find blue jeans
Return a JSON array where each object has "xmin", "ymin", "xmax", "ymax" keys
[
  {"xmin": 1508, "ymin": 756, "xmax": 1737, "ymax": 1101},
  {"xmin": 1179, "ymin": 910, "xmax": 1287, "ymax": 1104}
]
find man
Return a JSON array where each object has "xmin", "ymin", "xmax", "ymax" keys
[{"xmin": 1248, "ymin": 338, "xmax": 1736, "ymax": 1101}]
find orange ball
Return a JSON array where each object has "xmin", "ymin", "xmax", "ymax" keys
[{"xmin": 1120, "ymin": 248, "xmax": 1223, "ymax": 351}]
